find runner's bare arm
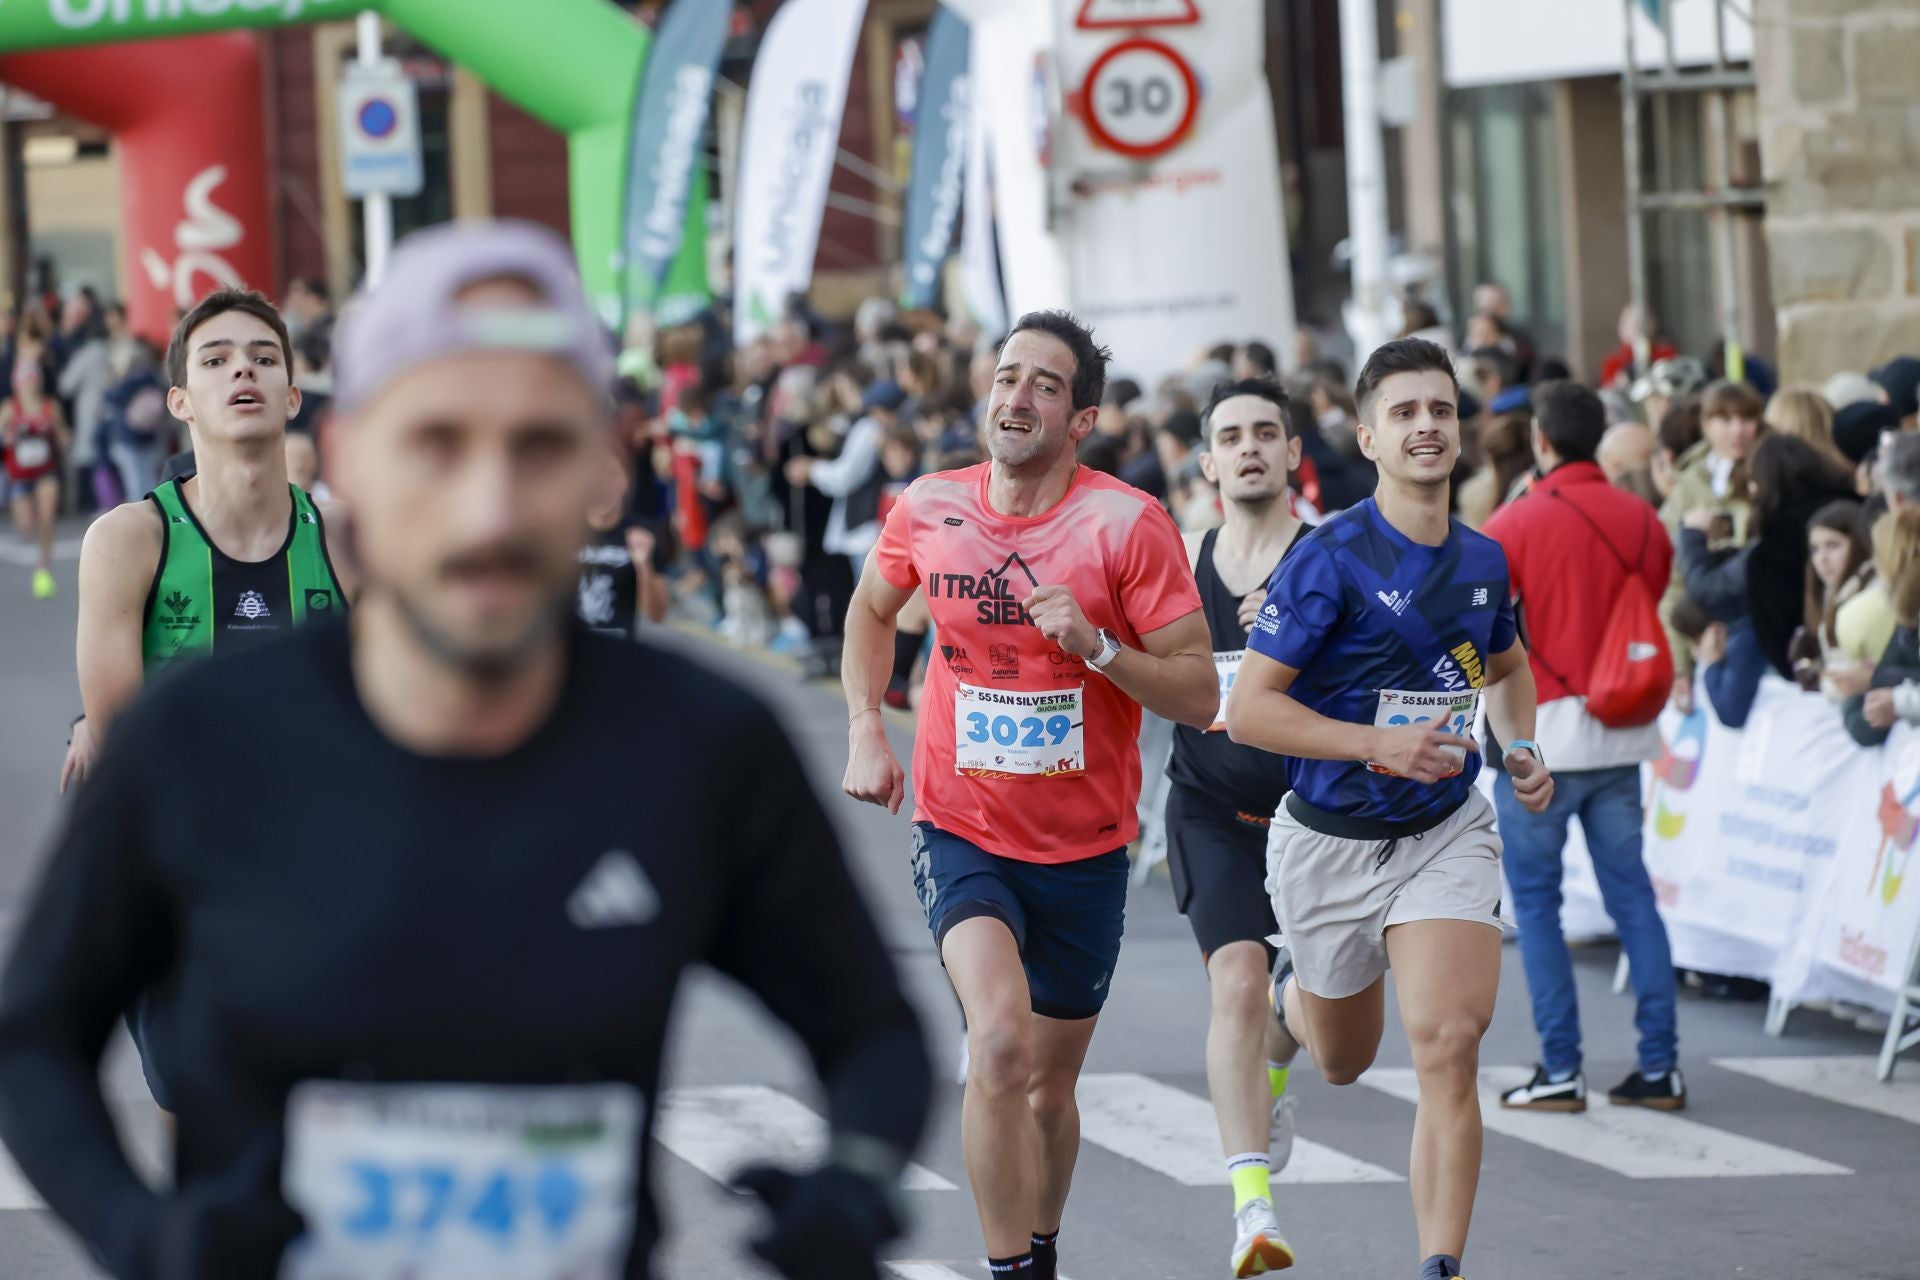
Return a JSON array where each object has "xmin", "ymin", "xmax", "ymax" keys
[
  {"xmin": 74, "ymin": 504, "xmax": 162, "ymax": 746},
  {"xmin": 1482, "ymin": 640, "xmax": 1538, "ymax": 746},
  {"xmin": 1226, "ymin": 649, "xmax": 1474, "ymax": 784},
  {"xmin": 1098, "ymin": 607, "xmax": 1218, "ymax": 729},
  {"xmin": 48, "ymin": 401, "xmax": 70, "ymax": 454},
  {"xmin": 1483, "ymin": 639, "xmax": 1553, "ymax": 809},
  {"xmin": 842, "ymin": 555, "xmax": 916, "ymax": 812},
  {"xmin": 316, "ymin": 499, "xmax": 360, "ymax": 601}
]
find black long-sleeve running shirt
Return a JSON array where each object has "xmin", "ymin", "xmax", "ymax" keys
[{"xmin": 0, "ymin": 619, "xmax": 930, "ymax": 1279}]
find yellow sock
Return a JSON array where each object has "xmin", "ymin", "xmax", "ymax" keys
[
  {"xmin": 1268, "ymin": 1062, "xmax": 1291, "ymax": 1100},
  {"xmin": 1227, "ymin": 1153, "xmax": 1272, "ymax": 1211}
]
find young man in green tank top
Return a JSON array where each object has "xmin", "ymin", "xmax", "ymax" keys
[{"xmin": 61, "ymin": 289, "xmax": 355, "ymax": 791}]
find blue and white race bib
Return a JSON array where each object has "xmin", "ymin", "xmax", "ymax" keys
[
  {"xmin": 954, "ymin": 681, "xmax": 1085, "ymax": 777},
  {"xmin": 279, "ymin": 1081, "xmax": 642, "ymax": 1280}
]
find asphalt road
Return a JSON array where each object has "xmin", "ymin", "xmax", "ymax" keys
[{"xmin": 0, "ymin": 519, "xmax": 1916, "ymax": 1280}]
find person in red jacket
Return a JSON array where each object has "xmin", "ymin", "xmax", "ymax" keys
[{"xmin": 1481, "ymin": 381, "xmax": 1687, "ymax": 1113}]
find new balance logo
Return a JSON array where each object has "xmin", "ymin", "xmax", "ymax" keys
[
  {"xmin": 1471, "ymin": 588, "xmax": 1490, "ymax": 607},
  {"xmin": 1375, "ymin": 590, "xmax": 1412, "ymax": 616},
  {"xmin": 567, "ymin": 851, "xmax": 660, "ymax": 929}
]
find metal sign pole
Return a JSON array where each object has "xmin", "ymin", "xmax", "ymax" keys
[
  {"xmin": 357, "ymin": 10, "xmax": 393, "ymax": 287},
  {"xmin": 1339, "ymin": 0, "xmax": 1391, "ymax": 364},
  {"xmin": 1621, "ymin": 0, "xmax": 1648, "ymax": 380}
]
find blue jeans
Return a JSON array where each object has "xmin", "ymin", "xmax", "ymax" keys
[{"xmin": 1494, "ymin": 765, "xmax": 1678, "ymax": 1077}]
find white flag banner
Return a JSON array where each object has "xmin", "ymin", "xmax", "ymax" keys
[
  {"xmin": 967, "ymin": 0, "xmax": 1071, "ymax": 322},
  {"xmin": 960, "ymin": 58, "xmax": 1008, "ymax": 336},
  {"xmin": 1638, "ymin": 679, "xmax": 1863, "ymax": 984},
  {"xmin": 1050, "ymin": 0, "xmax": 1297, "ymax": 385},
  {"xmin": 1473, "ymin": 674, "xmax": 1920, "ymax": 1020},
  {"xmin": 732, "ymin": 0, "xmax": 867, "ymax": 346}
]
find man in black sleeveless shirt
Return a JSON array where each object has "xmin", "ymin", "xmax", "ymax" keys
[{"xmin": 1167, "ymin": 378, "xmax": 1310, "ymax": 1277}]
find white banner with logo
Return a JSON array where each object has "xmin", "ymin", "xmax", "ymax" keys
[
  {"xmin": 1506, "ymin": 675, "xmax": 1920, "ymax": 1018},
  {"xmin": 1049, "ymin": 0, "xmax": 1296, "ymax": 384},
  {"xmin": 732, "ymin": 0, "xmax": 867, "ymax": 345}
]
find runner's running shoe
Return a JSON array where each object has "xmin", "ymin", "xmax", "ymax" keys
[
  {"xmin": 1608, "ymin": 1067, "xmax": 1687, "ymax": 1110},
  {"xmin": 1499, "ymin": 1065, "xmax": 1587, "ymax": 1112},
  {"xmin": 1230, "ymin": 1197, "xmax": 1295, "ymax": 1276}
]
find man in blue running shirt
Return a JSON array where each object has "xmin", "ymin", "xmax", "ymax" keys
[{"xmin": 1225, "ymin": 338, "xmax": 1554, "ymax": 1280}]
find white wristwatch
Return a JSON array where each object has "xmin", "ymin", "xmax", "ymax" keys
[{"xmin": 1086, "ymin": 628, "xmax": 1122, "ymax": 671}]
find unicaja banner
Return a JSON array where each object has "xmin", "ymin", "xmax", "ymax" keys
[
  {"xmin": 899, "ymin": 6, "xmax": 969, "ymax": 310},
  {"xmin": 621, "ymin": 0, "xmax": 729, "ymax": 323},
  {"xmin": 733, "ymin": 0, "xmax": 868, "ymax": 345}
]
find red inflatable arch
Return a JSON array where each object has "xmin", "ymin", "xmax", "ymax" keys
[{"xmin": 0, "ymin": 35, "xmax": 272, "ymax": 342}]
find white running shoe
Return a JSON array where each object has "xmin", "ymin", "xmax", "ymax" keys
[
  {"xmin": 1269, "ymin": 1093, "xmax": 1298, "ymax": 1174},
  {"xmin": 1230, "ymin": 1198, "xmax": 1295, "ymax": 1276}
]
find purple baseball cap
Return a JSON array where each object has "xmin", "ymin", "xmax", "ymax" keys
[{"xmin": 333, "ymin": 220, "xmax": 615, "ymax": 413}]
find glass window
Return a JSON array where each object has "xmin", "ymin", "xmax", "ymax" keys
[{"xmin": 1443, "ymin": 82, "xmax": 1566, "ymax": 360}]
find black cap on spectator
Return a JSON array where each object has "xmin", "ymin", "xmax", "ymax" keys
[
  {"xmin": 1160, "ymin": 409, "xmax": 1203, "ymax": 448},
  {"xmin": 861, "ymin": 380, "xmax": 907, "ymax": 414},
  {"xmin": 1834, "ymin": 400, "xmax": 1901, "ymax": 465},
  {"xmin": 1871, "ymin": 356, "xmax": 1920, "ymax": 420}
]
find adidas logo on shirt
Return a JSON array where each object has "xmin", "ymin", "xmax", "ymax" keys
[{"xmin": 567, "ymin": 851, "xmax": 660, "ymax": 929}]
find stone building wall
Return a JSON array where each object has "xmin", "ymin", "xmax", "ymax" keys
[{"xmin": 1754, "ymin": 0, "xmax": 1920, "ymax": 381}]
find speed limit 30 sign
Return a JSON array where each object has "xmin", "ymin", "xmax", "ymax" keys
[{"xmin": 1079, "ymin": 37, "xmax": 1199, "ymax": 161}]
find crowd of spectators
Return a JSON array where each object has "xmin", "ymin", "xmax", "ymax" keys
[
  {"xmin": 13, "ymin": 263, "xmax": 1920, "ymax": 758},
  {"xmin": 0, "ymin": 273, "xmax": 339, "ymax": 516}
]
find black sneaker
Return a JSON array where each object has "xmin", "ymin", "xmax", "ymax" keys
[
  {"xmin": 1608, "ymin": 1067, "xmax": 1687, "ymax": 1111},
  {"xmin": 1499, "ymin": 1065, "xmax": 1587, "ymax": 1112}
]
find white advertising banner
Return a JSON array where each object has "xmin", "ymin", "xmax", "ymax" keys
[
  {"xmin": 960, "ymin": 63, "xmax": 1008, "ymax": 337},
  {"xmin": 1638, "ymin": 679, "xmax": 1860, "ymax": 982},
  {"xmin": 956, "ymin": 0, "xmax": 1071, "ymax": 325},
  {"xmin": 1050, "ymin": 0, "xmax": 1296, "ymax": 385},
  {"xmin": 1797, "ymin": 721, "xmax": 1920, "ymax": 1006},
  {"xmin": 732, "ymin": 0, "xmax": 867, "ymax": 345}
]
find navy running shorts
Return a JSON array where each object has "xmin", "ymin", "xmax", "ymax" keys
[{"xmin": 910, "ymin": 822, "xmax": 1129, "ymax": 1020}]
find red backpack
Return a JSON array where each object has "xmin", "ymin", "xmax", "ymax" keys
[{"xmin": 1539, "ymin": 492, "xmax": 1673, "ymax": 728}]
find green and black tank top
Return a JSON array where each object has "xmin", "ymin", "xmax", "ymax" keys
[{"xmin": 140, "ymin": 478, "xmax": 347, "ymax": 674}]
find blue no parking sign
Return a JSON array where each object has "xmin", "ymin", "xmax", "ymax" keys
[{"xmin": 339, "ymin": 60, "xmax": 423, "ymax": 199}]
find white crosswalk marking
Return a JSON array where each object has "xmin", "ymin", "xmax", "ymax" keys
[
  {"xmin": 1074, "ymin": 1072, "xmax": 1401, "ymax": 1184},
  {"xmin": 885, "ymin": 1265, "xmax": 1078, "ymax": 1280},
  {"xmin": 656, "ymin": 1084, "xmax": 956, "ymax": 1190},
  {"xmin": 1715, "ymin": 1056, "xmax": 1920, "ymax": 1126},
  {"xmin": 0, "ymin": 536, "xmax": 82, "ymax": 567},
  {"xmin": 1361, "ymin": 1068, "xmax": 1853, "ymax": 1178}
]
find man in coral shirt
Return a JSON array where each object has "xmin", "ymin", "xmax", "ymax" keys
[{"xmin": 842, "ymin": 310, "xmax": 1217, "ymax": 1280}]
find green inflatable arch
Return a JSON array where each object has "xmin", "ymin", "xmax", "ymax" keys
[{"xmin": 0, "ymin": 0, "xmax": 652, "ymax": 318}]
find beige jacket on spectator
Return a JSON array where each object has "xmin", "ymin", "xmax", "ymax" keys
[{"xmin": 1659, "ymin": 439, "xmax": 1754, "ymax": 676}]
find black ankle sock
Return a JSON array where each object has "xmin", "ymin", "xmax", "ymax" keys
[
  {"xmin": 891, "ymin": 628, "xmax": 926, "ymax": 685},
  {"xmin": 987, "ymin": 1253, "xmax": 1034, "ymax": 1275},
  {"xmin": 1419, "ymin": 1253, "xmax": 1462, "ymax": 1280},
  {"xmin": 1031, "ymin": 1229, "xmax": 1059, "ymax": 1279}
]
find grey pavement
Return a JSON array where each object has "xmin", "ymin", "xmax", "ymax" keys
[{"xmin": 0, "ymin": 518, "xmax": 1915, "ymax": 1280}]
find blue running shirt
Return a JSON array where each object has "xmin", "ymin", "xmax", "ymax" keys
[{"xmin": 1246, "ymin": 498, "xmax": 1517, "ymax": 824}]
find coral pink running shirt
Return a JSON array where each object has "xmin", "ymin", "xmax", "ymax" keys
[{"xmin": 872, "ymin": 463, "xmax": 1201, "ymax": 863}]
